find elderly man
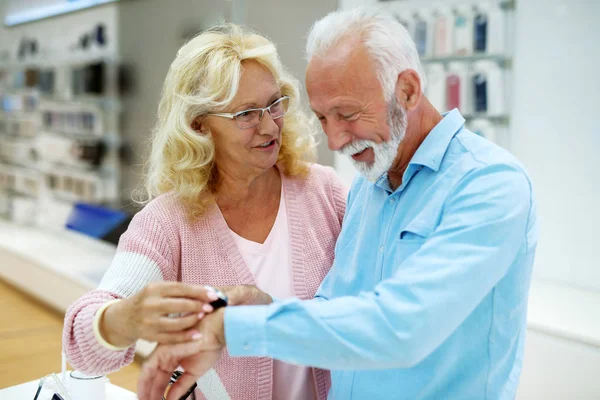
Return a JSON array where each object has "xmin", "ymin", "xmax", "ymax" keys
[{"xmin": 139, "ymin": 7, "xmax": 538, "ymax": 400}]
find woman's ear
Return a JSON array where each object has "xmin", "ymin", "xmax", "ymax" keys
[{"xmin": 191, "ymin": 117, "xmax": 206, "ymax": 134}]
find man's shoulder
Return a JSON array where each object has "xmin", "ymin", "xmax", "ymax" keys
[{"xmin": 448, "ymin": 128, "xmax": 530, "ymax": 179}]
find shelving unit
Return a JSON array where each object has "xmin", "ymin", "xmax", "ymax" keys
[
  {"xmin": 0, "ymin": 54, "xmax": 123, "ymax": 229},
  {"xmin": 380, "ymin": 0, "xmax": 515, "ymax": 147},
  {"xmin": 422, "ymin": 54, "xmax": 512, "ymax": 68}
]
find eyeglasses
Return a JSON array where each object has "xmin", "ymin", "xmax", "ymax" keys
[{"xmin": 207, "ymin": 96, "xmax": 289, "ymax": 130}]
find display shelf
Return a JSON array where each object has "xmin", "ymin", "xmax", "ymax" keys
[{"xmin": 422, "ymin": 54, "xmax": 512, "ymax": 68}]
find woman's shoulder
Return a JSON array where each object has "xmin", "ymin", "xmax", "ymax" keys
[
  {"xmin": 294, "ymin": 163, "xmax": 346, "ymax": 193},
  {"xmin": 138, "ymin": 192, "xmax": 184, "ymax": 218},
  {"xmin": 284, "ymin": 163, "xmax": 348, "ymax": 207}
]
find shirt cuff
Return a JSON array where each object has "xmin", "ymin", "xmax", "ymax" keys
[{"xmin": 224, "ymin": 305, "xmax": 270, "ymax": 357}]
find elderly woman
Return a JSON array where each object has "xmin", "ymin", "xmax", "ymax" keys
[{"xmin": 62, "ymin": 24, "xmax": 346, "ymax": 400}]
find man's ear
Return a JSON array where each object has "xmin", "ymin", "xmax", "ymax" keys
[{"xmin": 394, "ymin": 69, "xmax": 422, "ymax": 111}]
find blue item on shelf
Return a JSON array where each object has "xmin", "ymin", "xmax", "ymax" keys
[
  {"xmin": 474, "ymin": 73, "xmax": 488, "ymax": 113},
  {"xmin": 66, "ymin": 202, "xmax": 129, "ymax": 239},
  {"xmin": 474, "ymin": 13, "xmax": 488, "ymax": 52}
]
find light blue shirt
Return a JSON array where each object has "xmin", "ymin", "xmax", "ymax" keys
[{"xmin": 225, "ymin": 109, "xmax": 539, "ymax": 399}]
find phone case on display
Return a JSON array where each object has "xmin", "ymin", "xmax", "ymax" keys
[
  {"xmin": 415, "ymin": 10, "xmax": 434, "ymax": 57},
  {"xmin": 38, "ymin": 69, "xmax": 55, "ymax": 95},
  {"xmin": 474, "ymin": 12, "xmax": 488, "ymax": 53},
  {"xmin": 415, "ymin": 19, "xmax": 428, "ymax": 56},
  {"xmin": 425, "ymin": 63, "xmax": 447, "ymax": 111},
  {"xmin": 446, "ymin": 74, "xmax": 461, "ymax": 111},
  {"xmin": 434, "ymin": 8, "xmax": 454, "ymax": 57},
  {"xmin": 473, "ymin": 72, "xmax": 488, "ymax": 113},
  {"xmin": 25, "ymin": 68, "xmax": 39, "ymax": 88},
  {"xmin": 485, "ymin": 3, "xmax": 506, "ymax": 54},
  {"xmin": 454, "ymin": 5, "xmax": 474, "ymax": 55}
]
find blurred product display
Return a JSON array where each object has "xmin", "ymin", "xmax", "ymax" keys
[
  {"xmin": 385, "ymin": 0, "xmax": 513, "ymax": 145},
  {"xmin": 0, "ymin": 22, "xmax": 123, "ymax": 234}
]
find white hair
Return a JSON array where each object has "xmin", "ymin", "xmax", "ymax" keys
[{"xmin": 306, "ymin": 7, "xmax": 426, "ymax": 100}]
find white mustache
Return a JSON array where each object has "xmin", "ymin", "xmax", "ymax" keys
[{"xmin": 338, "ymin": 139, "xmax": 378, "ymax": 157}]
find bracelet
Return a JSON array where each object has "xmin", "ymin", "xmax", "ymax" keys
[{"xmin": 92, "ymin": 299, "xmax": 132, "ymax": 351}]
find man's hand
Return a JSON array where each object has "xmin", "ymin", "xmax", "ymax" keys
[
  {"xmin": 219, "ymin": 285, "xmax": 272, "ymax": 306},
  {"xmin": 137, "ymin": 308, "xmax": 227, "ymax": 400}
]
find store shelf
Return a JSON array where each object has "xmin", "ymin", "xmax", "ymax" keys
[
  {"xmin": 463, "ymin": 114, "xmax": 510, "ymax": 124},
  {"xmin": 422, "ymin": 54, "xmax": 512, "ymax": 68},
  {"xmin": 40, "ymin": 95, "xmax": 122, "ymax": 111},
  {"xmin": 0, "ymin": 54, "xmax": 118, "ymax": 70},
  {"xmin": 0, "ymin": 219, "xmax": 155, "ymax": 357}
]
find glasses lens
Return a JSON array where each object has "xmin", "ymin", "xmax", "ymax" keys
[
  {"xmin": 235, "ymin": 109, "xmax": 261, "ymax": 129},
  {"xmin": 269, "ymin": 97, "xmax": 289, "ymax": 119}
]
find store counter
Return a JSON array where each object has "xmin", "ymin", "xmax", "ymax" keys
[{"xmin": 0, "ymin": 220, "xmax": 155, "ymax": 356}]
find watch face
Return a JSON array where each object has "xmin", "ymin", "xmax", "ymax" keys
[
  {"xmin": 210, "ymin": 296, "xmax": 228, "ymax": 309},
  {"xmin": 203, "ymin": 286, "xmax": 229, "ymax": 309}
]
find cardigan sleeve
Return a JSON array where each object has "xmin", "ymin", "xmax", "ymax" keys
[{"xmin": 63, "ymin": 208, "xmax": 176, "ymax": 375}]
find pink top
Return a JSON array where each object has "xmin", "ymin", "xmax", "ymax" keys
[
  {"xmin": 62, "ymin": 163, "xmax": 347, "ymax": 400},
  {"xmin": 230, "ymin": 179, "xmax": 316, "ymax": 400}
]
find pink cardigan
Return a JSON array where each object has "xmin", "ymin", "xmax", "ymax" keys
[{"xmin": 63, "ymin": 164, "xmax": 347, "ymax": 400}]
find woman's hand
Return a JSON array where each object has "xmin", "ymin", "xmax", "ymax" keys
[{"xmin": 101, "ymin": 282, "xmax": 216, "ymax": 347}]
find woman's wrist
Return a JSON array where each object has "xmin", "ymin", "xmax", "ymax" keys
[{"xmin": 99, "ymin": 299, "xmax": 137, "ymax": 348}]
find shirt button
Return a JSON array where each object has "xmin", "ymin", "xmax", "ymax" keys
[
  {"xmin": 389, "ymin": 198, "xmax": 396, "ymax": 204},
  {"xmin": 379, "ymin": 246, "xmax": 384, "ymax": 253},
  {"xmin": 243, "ymin": 343, "xmax": 251, "ymax": 351}
]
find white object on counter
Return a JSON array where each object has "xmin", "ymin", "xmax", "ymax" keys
[
  {"xmin": 0, "ymin": 376, "xmax": 135, "ymax": 400},
  {"xmin": 69, "ymin": 371, "xmax": 107, "ymax": 400}
]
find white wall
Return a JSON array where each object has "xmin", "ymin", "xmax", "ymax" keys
[
  {"xmin": 335, "ymin": 0, "xmax": 600, "ymax": 292},
  {"xmin": 511, "ymin": 0, "xmax": 600, "ymax": 291},
  {"xmin": 232, "ymin": 0, "xmax": 338, "ymax": 166},
  {"xmin": 116, "ymin": 0, "xmax": 228, "ymax": 206}
]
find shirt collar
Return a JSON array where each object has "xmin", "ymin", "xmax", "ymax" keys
[
  {"xmin": 373, "ymin": 109, "xmax": 465, "ymax": 194},
  {"xmin": 409, "ymin": 108, "xmax": 465, "ymax": 172}
]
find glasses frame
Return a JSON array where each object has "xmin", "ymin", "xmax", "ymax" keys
[{"xmin": 207, "ymin": 95, "xmax": 290, "ymax": 130}]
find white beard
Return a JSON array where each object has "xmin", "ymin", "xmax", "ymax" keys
[{"xmin": 338, "ymin": 100, "xmax": 407, "ymax": 182}]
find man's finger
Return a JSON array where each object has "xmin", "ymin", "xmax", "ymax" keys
[
  {"xmin": 138, "ymin": 341, "xmax": 205, "ymax": 399},
  {"xmin": 138, "ymin": 359, "xmax": 171, "ymax": 400},
  {"xmin": 166, "ymin": 372, "xmax": 198, "ymax": 400}
]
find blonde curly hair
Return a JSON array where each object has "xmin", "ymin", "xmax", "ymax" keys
[{"xmin": 143, "ymin": 24, "xmax": 317, "ymax": 218}]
